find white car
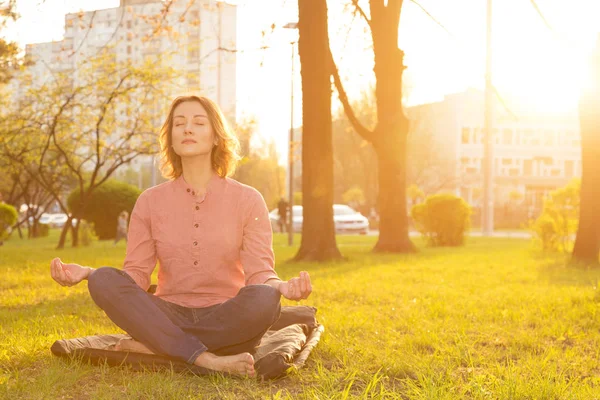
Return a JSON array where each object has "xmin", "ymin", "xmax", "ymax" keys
[{"xmin": 269, "ymin": 204, "xmax": 369, "ymax": 235}]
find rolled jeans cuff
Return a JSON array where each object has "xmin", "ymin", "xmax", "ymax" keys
[{"xmin": 187, "ymin": 344, "xmax": 207, "ymax": 365}]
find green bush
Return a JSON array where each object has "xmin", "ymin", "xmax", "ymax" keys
[
  {"xmin": 411, "ymin": 193, "xmax": 472, "ymax": 247},
  {"xmin": 530, "ymin": 179, "xmax": 579, "ymax": 252},
  {"xmin": 0, "ymin": 203, "xmax": 18, "ymax": 240},
  {"xmin": 68, "ymin": 180, "xmax": 141, "ymax": 240},
  {"xmin": 78, "ymin": 220, "xmax": 97, "ymax": 246}
]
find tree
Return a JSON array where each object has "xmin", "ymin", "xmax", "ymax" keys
[
  {"xmin": 572, "ymin": 36, "xmax": 600, "ymax": 265},
  {"xmin": 294, "ymin": 0, "xmax": 342, "ymax": 261},
  {"xmin": 1, "ymin": 50, "xmax": 178, "ymax": 248},
  {"xmin": 331, "ymin": 0, "xmax": 415, "ymax": 253},
  {"xmin": 0, "ymin": 0, "xmax": 29, "ymax": 83}
]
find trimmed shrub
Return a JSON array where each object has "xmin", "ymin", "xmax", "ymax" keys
[
  {"xmin": 530, "ymin": 179, "xmax": 579, "ymax": 252},
  {"xmin": 78, "ymin": 220, "xmax": 97, "ymax": 246},
  {"xmin": 0, "ymin": 203, "xmax": 18, "ymax": 240},
  {"xmin": 411, "ymin": 193, "xmax": 472, "ymax": 247},
  {"xmin": 68, "ymin": 180, "xmax": 141, "ymax": 240}
]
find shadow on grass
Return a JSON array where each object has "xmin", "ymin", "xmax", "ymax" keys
[{"xmin": 537, "ymin": 256, "xmax": 600, "ymax": 287}]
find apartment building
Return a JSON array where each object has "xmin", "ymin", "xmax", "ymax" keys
[
  {"xmin": 15, "ymin": 0, "xmax": 237, "ymax": 187},
  {"xmin": 408, "ymin": 89, "xmax": 581, "ymax": 212}
]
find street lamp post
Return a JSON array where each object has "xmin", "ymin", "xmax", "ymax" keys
[{"xmin": 284, "ymin": 22, "xmax": 298, "ymax": 246}]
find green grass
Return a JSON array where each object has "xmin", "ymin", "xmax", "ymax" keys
[{"xmin": 3, "ymin": 230, "xmax": 600, "ymax": 399}]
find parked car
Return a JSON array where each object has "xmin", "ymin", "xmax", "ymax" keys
[
  {"xmin": 28, "ymin": 213, "xmax": 76, "ymax": 228},
  {"xmin": 269, "ymin": 204, "xmax": 369, "ymax": 235}
]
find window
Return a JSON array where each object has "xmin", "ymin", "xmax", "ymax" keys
[
  {"xmin": 127, "ymin": 45, "xmax": 132, "ymax": 55},
  {"xmin": 502, "ymin": 158, "xmax": 512, "ymax": 166},
  {"xmin": 127, "ymin": 20, "xmax": 132, "ymax": 29},
  {"xmin": 524, "ymin": 160, "xmax": 533, "ymax": 175},
  {"xmin": 461, "ymin": 128, "xmax": 471, "ymax": 144},
  {"xmin": 502, "ymin": 129, "xmax": 512, "ymax": 145}
]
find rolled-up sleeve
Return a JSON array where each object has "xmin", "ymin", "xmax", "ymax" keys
[
  {"xmin": 123, "ymin": 192, "xmax": 156, "ymax": 291},
  {"xmin": 240, "ymin": 190, "xmax": 278, "ymax": 286}
]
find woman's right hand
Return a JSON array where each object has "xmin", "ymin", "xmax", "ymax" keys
[{"xmin": 50, "ymin": 258, "xmax": 92, "ymax": 287}]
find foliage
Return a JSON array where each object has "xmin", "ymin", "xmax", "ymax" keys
[
  {"xmin": 78, "ymin": 220, "xmax": 97, "ymax": 247},
  {"xmin": 0, "ymin": 202, "xmax": 17, "ymax": 240},
  {"xmin": 411, "ymin": 193, "xmax": 472, "ymax": 247},
  {"xmin": 407, "ymin": 184, "xmax": 425, "ymax": 204},
  {"xmin": 67, "ymin": 180, "xmax": 140, "ymax": 240},
  {"xmin": 342, "ymin": 186, "xmax": 365, "ymax": 207},
  {"xmin": 1, "ymin": 48, "xmax": 179, "ymax": 248},
  {"xmin": 531, "ymin": 179, "xmax": 580, "ymax": 253},
  {"xmin": 293, "ymin": 191, "xmax": 302, "ymax": 206},
  {"xmin": 233, "ymin": 130, "xmax": 285, "ymax": 209}
]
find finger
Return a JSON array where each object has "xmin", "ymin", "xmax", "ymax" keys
[
  {"xmin": 64, "ymin": 269, "xmax": 74, "ymax": 285},
  {"xmin": 51, "ymin": 259, "xmax": 62, "ymax": 284},
  {"xmin": 299, "ymin": 272, "xmax": 307, "ymax": 293},
  {"xmin": 303, "ymin": 272, "xmax": 312, "ymax": 297},
  {"xmin": 57, "ymin": 263, "xmax": 69, "ymax": 285},
  {"xmin": 289, "ymin": 279, "xmax": 298, "ymax": 300}
]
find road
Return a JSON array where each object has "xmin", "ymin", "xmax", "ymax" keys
[{"xmin": 365, "ymin": 230, "xmax": 531, "ymax": 239}]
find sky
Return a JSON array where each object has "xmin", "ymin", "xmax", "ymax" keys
[{"xmin": 3, "ymin": 0, "xmax": 600, "ymax": 163}]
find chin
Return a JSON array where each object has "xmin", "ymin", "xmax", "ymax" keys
[{"xmin": 176, "ymin": 148, "xmax": 212, "ymax": 158}]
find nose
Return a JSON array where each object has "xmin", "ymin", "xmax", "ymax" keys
[{"xmin": 184, "ymin": 121, "xmax": 193, "ymax": 135}]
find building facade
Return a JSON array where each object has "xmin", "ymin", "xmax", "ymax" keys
[{"xmin": 408, "ymin": 89, "xmax": 581, "ymax": 216}]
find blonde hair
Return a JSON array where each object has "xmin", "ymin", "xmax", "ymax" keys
[{"xmin": 158, "ymin": 96, "xmax": 241, "ymax": 179}]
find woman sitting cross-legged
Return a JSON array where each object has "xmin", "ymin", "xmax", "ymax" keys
[{"xmin": 49, "ymin": 95, "xmax": 312, "ymax": 378}]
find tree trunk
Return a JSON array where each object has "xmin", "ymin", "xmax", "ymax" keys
[
  {"xmin": 370, "ymin": 0, "xmax": 415, "ymax": 253},
  {"xmin": 294, "ymin": 0, "xmax": 342, "ymax": 262},
  {"xmin": 71, "ymin": 217, "xmax": 81, "ymax": 247},
  {"xmin": 572, "ymin": 38, "xmax": 600, "ymax": 265},
  {"xmin": 373, "ymin": 132, "xmax": 415, "ymax": 252},
  {"xmin": 56, "ymin": 216, "xmax": 72, "ymax": 249}
]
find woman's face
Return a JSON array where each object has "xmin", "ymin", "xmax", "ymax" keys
[{"xmin": 171, "ymin": 101, "xmax": 216, "ymax": 159}]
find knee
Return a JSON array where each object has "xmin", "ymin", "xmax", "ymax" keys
[
  {"xmin": 87, "ymin": 267, "xmax": 121, "ymax": 300},
  {"xmin": 243, "ymin": 284, "xmax": 281, "ymax": 324}
]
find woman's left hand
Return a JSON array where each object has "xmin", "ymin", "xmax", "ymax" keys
[{"xmin": 279, "ymin": 271, "xmax": 312, "ymax": 301}]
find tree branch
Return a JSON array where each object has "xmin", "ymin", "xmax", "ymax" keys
[
  {"xmin": 351, "ymin": 0, "xmax": 371, "ymax": 27},
  {"xmin": 329, "ymin": 51, "xmax": 373, "ymax": 142}
]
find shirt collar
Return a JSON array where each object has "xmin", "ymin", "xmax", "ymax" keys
[{"xmin": 174, "ymin": 173, "xmax": 222, "ymax": 198}]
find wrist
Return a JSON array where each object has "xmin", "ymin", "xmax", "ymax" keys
[
  {"xmin": 83, "ymin": 267, "xmax": 95, "ymax": 280},
  {"xmin": 265, "ymin": 278, "xmax": 283, "ymax": 291}
]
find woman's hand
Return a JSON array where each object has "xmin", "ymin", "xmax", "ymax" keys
[
  {"xmin": 50, "ymin": 258, "xmax": 92, "ymax": 287},
  {"xmin": 279, "ymin": 271, "xmax": 312, "ymax": 301}
]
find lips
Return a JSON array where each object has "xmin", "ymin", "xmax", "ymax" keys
[{"xmin": 181, "ymin": 140, "xmax": 197, "ymax": 144}]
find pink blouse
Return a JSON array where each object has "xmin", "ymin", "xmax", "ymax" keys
[{"xmin": 122, "ymin": 174, "xmax": 279, "ymax": 308}]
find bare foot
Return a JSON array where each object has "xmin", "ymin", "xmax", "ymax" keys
[
  {"xmin": 194, "ymin": 351, "xmax": 255, "ymax": 377},
  {"xmin": 114, "ymin": 338, "xmax": 155, "ymax": 355}
]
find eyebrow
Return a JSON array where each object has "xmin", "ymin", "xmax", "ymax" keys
[{"xmin": 174, "ymin": 114, "xmax": 208, "ymax": 119}]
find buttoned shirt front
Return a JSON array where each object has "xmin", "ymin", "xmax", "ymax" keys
[{"xmin": 123, "ymin": 174, "xmax": 278, "ymax": 308}]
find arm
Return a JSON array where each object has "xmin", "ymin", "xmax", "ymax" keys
[
  {"xmin": 50, "ymin": 193, "xmax": 156, "ymax": 289},
  {"xmin": 122, "ymin": 192, "xmax": 157, "ymax": 291},
  {"xmin": 240, "ymin": 190, "xmax": 312, "ymax": 301}
]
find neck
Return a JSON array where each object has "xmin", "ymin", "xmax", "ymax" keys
[{"xmin": 181, "ymin": 155, "xmax": 215, "ymax": 193}]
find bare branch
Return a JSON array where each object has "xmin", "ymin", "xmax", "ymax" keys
[
  {"xmin": 351, "ymin": 0, "xmax": 371, "ymax": 27},
  {"xmin": 408, "ymin": 0, "xmax": 453, "ymax": 37},
  {"xmin": 330, "ymin": 52, "xmax": 373, "ymax": 142},
  {"xmin": 69, "ymin": 11, "xmax": 97, "ymax": 57}
]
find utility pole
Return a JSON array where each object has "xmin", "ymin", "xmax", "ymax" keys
[
  {"xmin": 284, "ymin": 22, "xmax": 298, "ymax": 246},
  {"xmin": 482, "ymin": 0, "xmax": 495, "ymax": 236},
  {"xmin": 287, "ymin": 41, "xmax": 295, "ymax": 246}
]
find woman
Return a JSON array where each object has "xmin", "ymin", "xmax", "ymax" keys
[{"xmin": 50, "ymin": 96, "xmax": 312, "ymax": 377}]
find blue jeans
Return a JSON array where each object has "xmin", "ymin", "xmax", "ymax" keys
[{"xmin": 87, "ymin": 267, "xmax": 281, "ymax": 365}]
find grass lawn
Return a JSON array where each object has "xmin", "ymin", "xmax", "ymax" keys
[{"xmin": 2, "ymin": 230, "xmax": 600, "ymax": 399}]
